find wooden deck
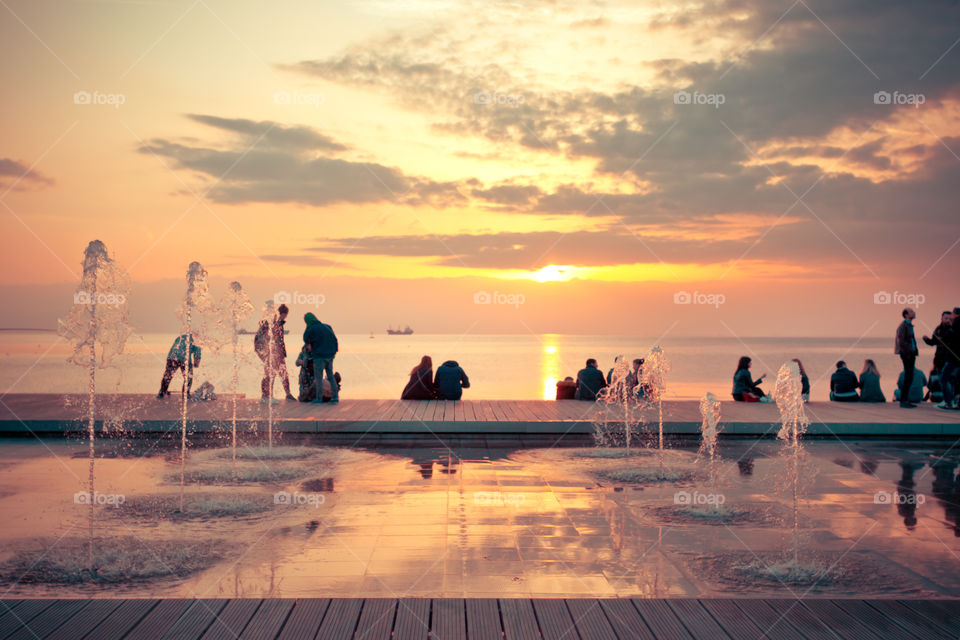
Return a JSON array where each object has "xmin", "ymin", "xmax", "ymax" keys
[
  {"xmin": 1, "ymin": 598, "xmax": 958, "ymax": 639},
  {"xmin": 2, "ymin": 394, "xmax": 960, "ymax": 440}
]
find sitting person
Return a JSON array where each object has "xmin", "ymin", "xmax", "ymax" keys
[
  {"xmin": 402, "ymin": 356, "xmax": 436, "ymax": 400},
  {"xmin": 628, "ymin": 358, "xmax": 647, "ymax": 399},
  {"xmin": 556, "ymin": 376, "xmax": 577, "ymax": 400},
  {"xmin": 575, "ymin": 358, "xmax": 607, "ymax": 401},
  {"xmin": 858, "ymin": 359, "xmax": 886, "ymax": 403},
  {"xmin": 732, "ymin": 356, "xmax": 767, "ymax": 402},
  {"xmin": 792, "ymin": 358, "xmax": 811, "ymax": 403},
  {"xmin": 434, "ymin": 360, "xmax": 470, "ymax": 400},
  {"xmin": 830, "ymin": 361, "xmax": 860, "ymax": 402},
  {"xmin": 296, "ymin": 345, "xmax": 341, "ymax": 402},
  {"xmin": 926, "ymin": 368, "xmax": 943, "ymax": 404},
  {"xmin": 894, "ymin": 367, "xmax": 927, "ymax": 404}
]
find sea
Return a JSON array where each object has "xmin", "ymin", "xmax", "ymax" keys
[{"xmin": 0, "ymin": 331, "xmax": 921, "ymax": 402}]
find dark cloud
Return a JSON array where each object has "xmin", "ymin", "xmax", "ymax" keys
[
  {"xmin": 0, "ymin": 158, "xmax": 54, "ymax": 188},
  {"xmin": 185, "ymin": 115, "xmax": 348, "ymax": 152}
]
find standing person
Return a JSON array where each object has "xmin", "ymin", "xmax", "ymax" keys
[
  {"xmin": 157, "ymin": 333, "xmax": 201, "ymax": 399},
  {"xmin": 255, "ymin": 304, "xmax": 295, "ymax": 404},
  {"xmin": 434, "ymin": 360, "xmax": 470, "ymax": 400},
  {"xmin": 858, "ymin": 359, "xmax": 886, "ymax": 403},
  {"xmin": 402, "ymin": 356, "xmax": 437, "ymax": 400},
  {"xmin": 923, "ymin": 310, "xmax": 955, "ymax": 374},
  {"xmin": 895, "ymin": 308, "xmax": 919, "ymax": 408},
  {"xmin": 792, "ymin": 358, "xmax": 811, "ymax": 402},
  {"xmin": 303, "ymin": 312, "xmax": 339, "ymax": 404},
  {"xmin": 938, "ymin": 308, "xmax": 960, "ymax": 410},
  {"xmin": 628, "ymin": 358, "xmax": 646, "ymax": 399},
  {"xmin": 830, "ymin": 361, "xmax": 860, "ymax": 402},
  {"xmin": 575, "ymin": 358, "xmax": 607, "ymax": 401},
  {"xmin": 732, "ymin": 356, "xmax": 767, "ymax": 402}
]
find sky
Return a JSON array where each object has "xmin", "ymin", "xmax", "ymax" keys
[{"xmin": 0, "ymin": 0, "xmax": 958, "ymax": 338}]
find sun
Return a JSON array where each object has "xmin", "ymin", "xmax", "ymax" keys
[{"xmin": 532, "ymin": 265, "xmax": 578, "ymax": 282}]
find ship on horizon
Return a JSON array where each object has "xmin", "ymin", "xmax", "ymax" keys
[{"xmin": 386, "ymin": 325, "xmax": 414, "ymax": 335}]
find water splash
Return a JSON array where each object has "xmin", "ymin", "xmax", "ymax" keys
[
  {"xmin": 259, "ymin": 301, "xmax": 279, "ymax": 448},
  {"xmin": 58, "ymin": 240, "xmax": 131, "ymax": 571},
  {"xmin": 219, "ymin": 282, "xmax": 254, "ymax": 461},
  {"xmin": 641, "ymin": 346, "xmax": 670, "ymax": 475},
  {"xmin": 594, "ymin": 355, "xmax": 640, "ymax": 449},
  {"xmin": 698, "ymin": 391, "xmax": 723, "ymax": 511},
  {"xmin": 774, "ymin": 360, "xmax": 810, "ymax": 568}
]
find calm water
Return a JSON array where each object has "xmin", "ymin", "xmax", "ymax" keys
[{"xmin": 0, "ymin": 331, "xmax": 928, "ymax": 401}]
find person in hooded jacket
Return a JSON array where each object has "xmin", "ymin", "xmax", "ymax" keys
[
  {"xmin": 402, "ymin": 355, "xmax": 437, "ymax": 400},
  {"xmin": 434, "ymin": 360, "xmax": 470, "ymax": 400},
  {"xmin": 302, "ymin": 312, "xmax": 339, "ymax": 404}
]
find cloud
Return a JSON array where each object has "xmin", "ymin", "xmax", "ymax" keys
[{"xmin": 0, "ymin": 158, "xmax": 54, "ymax": 189}]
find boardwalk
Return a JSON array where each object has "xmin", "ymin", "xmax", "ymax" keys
[
  {"xmin": 1, "ymin": 598, "xmax": 959, "ymax": 639},
  {"xmin": 1, "ymin": 394, "xmax": 960, "ymax": 439}
]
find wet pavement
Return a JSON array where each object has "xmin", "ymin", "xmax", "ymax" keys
[{"xmin": 1, "ymin": 438, "xmax": 960, "ymax": 598}]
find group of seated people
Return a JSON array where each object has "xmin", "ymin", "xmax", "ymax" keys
[
  {"xmin": 829, "ymin": 359, "xmax": 943, "ymax": 404},
  {"xmin": 556, "ymin": 357, "xmax": 649, "ymax": 401},
  {"xmin": 400, "ymin": 356, "xmax": 471, "ymax": 400}
]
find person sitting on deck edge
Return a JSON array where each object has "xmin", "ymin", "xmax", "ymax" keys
[
  {"xmin": 575, "ymin": 358, "xmax": 607, "ymax": 401},
  {"xmin": 402, "ymin": 356, "xmax": 437, "ymax": 400},
  {"xmin": 830, "ymin": 360, "xmax": 860, "ymax": 402},
  {"xmin": 434, "ymin": 360, "xmax": 470, "ymax": 400}
]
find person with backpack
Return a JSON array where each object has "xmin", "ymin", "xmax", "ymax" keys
[
  {"xmin": 302, "ymin": 312, "xmax": 340, "ymax": 404},
  {"xmin": 255, "ymin": 304, "xmax": 295, "ymax": 404},
  {"xmin": 157, "ymin": 333, "xmax": 201, "ymax": 399}
]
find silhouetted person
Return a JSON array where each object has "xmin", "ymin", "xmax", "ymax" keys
[
  {"xmin": 575, "ymin": 358, "xmax": 607, "ymax": 401},
  {"xmin": 829, "ymin": 360, "xmax": 859, "ymax": 402},
  {"xmin": 895, "ymin": 307, "xmax": 919, "ymax": 408},
  {"xmin": 556, "ymin": 376, "xmax": 577, "ymax": 400},
  {"xmin": 858, "ymin": 359, "xmax": 886, "ymax": 403},
  {"xmin": 157, "ymin": 333, "xmax": 201, "ymax": 399},
  {"xmin": 923, "ymin": 310, "xmax": 955, "ymax": 373},
  {"xmin": 402, "ymin": 355, "xmax": 436, "ymax": 400},
  {"xmin": 894, "ymin": 367, "xmax": 926, "ymax": 404},
  {"xmin": 732, "ymin": 356, "xmax": 767, "ymax": 401},
  {"xmin": 255, "ymin": 303, "xmax": 295, "ymax": 404},
  {"xmin": 939, "ymin": 308, "xmax": 960, "ymax": 410},
  {"xmin": 896, "ymin": 462, "xmax": 920, "ymax": 530},
  {"xmin": 434, "ymin": 360, "xmax": 470, "ymax": 400},
  {"xmin": 792, "ymin": 358, "xmax": 810, "ymax": 402},
  {"xmin": 303, "ymin": 312, "xmax": 339, "ymax": 404},
  {"xmin": 927, "ymin": 368, "xmax": 943, "ymax": 404}
]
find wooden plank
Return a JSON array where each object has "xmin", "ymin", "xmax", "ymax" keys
[
  {"xmin": 393, "ymin": 598, "xmax": 430, "ymax": 640},
  {"xmin": 161, "ymin": 600, "xmax": 229, "ymax": 640},
  {"xmin": 766, "ymin": 599, "xmax": 839, "ymax": 639},
  {"xmin": 81, "ymin": 599, "xmax": 158, "ymax": 640},
  {"xmin": 3, "ymin": 600, "xmax": 89, "ymax": 640},
  {"xmin": 44, "ymin": 600, "xmax": 124, "ymax": 640},
  {"xmin": 432, "ymin": 598, "xmax": 465, "ymax": 640},
  {"xmin": 276, "ymin": 599, "xmax": 329, "ymax": 640},
  {"xmin": 800, "ymin": 600, "xmax": 882, "ymax": 640},
  {"xmin": 830, "ymin": 600, "xmax": 916, "ymax": 640},
  {"xmin": 730, "ymin": 599, "xmax": 806, "ymax": 640},
  {"xmin": 665, "ymin": 599, "xmax": 732, "ymax": 640},
  {"xmin": 697, "ymin": 600, "xmax": 765, "ymax": 640},
  {"xmin": 532, "ymin": 599, "xmax": 580, "ymax": 640},
  {"xmin": 354, "ymin": 598, "xmax": 396, "ymax": 640},
  {"xmin": 126, "ymin": 599, "xmax": 193, "ymax": 640},
  {"xmin": 0, "ymin": 600, "xmax": 50, "ymax": 639},
  {"xmin": 465, "ymin": 598, "xmax": 500, "ymax": 640},
  {"xmin": 565, "ymin": 599, "xmax": 618, "ymax": 640},
  {"xmin": 200, "ymin": 599, "xmax": 262, "ymax": 640},
  {"xmin": 412, "ymin": 400, "xmax": 431, "ymax": 423},
  {"xmin": 238, "ymin": 600, "xmax": 294, "ymax": 640},
  {"xmin": 598, "ymin": 599, "xmax": 656, "ymax": 640},
  {"xmin": 499, "ymin": 598, "xmax": 540, "ymax": 640},
  {"xmin": 316, "ymin": 598, "xmax": 363, "ymax": 640},
  {"xmin": 630, "ymin": 600, "xmax": 692, "ymax": 639},
  {"xmin": 0, "ymin": 602, "xmax": 23, "ymax": 630},
  {"xmin": 896, "ymin": 600, "xmax": 960, "ymax": 636},
  {"xmin": 864, "ymin": 600, "xmax": 955, "ymax": 639}
]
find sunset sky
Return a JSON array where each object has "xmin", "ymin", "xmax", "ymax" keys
[{"xmin": 0, "ymin": 0, "xmax": 958, "ymax": 337}]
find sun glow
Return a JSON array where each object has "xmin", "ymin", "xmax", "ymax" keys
[{"xmin": 531, "ymin": 265, "xmax": 581, "ymax": 282}]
